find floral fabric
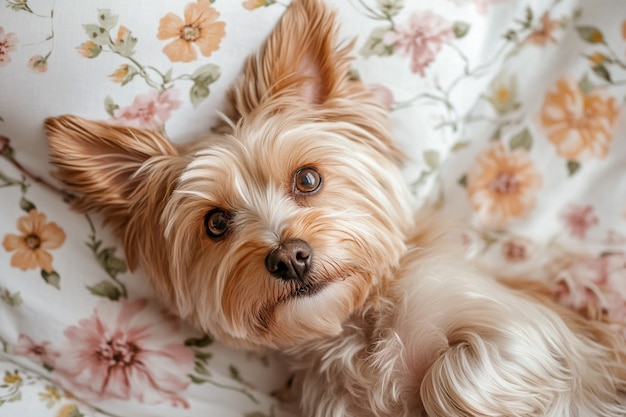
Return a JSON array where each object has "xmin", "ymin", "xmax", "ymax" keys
[{"xmin": 0, "ymin": 0, "xmax": 625, "ymax": 416}]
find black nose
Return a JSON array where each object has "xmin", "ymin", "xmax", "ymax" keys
[{"xmin": 265, "ymin": 239, "xmax": 312, "ymax": 281}]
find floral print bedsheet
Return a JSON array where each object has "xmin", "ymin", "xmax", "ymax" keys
[{"xmin": 0, "ymin": 0, "xmax": 625, "ymax": 416}]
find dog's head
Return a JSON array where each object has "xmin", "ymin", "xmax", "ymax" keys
[{"xmin": 45, "ymin": 0, "xmax": 414, "ymax": 349}]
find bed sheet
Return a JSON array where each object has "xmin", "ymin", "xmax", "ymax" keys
[{"xmin": 1, "ymin": 0, "xmax": 625, "ymax": 415}]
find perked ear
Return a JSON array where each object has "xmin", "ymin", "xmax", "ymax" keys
[
  {"xmin": 229, "ymin": 0, "xmax": 356, "ymax": 116},
  {"xmin": 45, "ymin": 115, "xmax": 185, "ymax": 267}
]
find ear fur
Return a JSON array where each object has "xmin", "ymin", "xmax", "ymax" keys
[
  {"xmin": 227, "ymin": 0, "xmax": 404, "ymax": 162},
  {"xmin": 229, "ymin": 0, "xmax": 351, "ymax": 115},
  {"xmin": 45, "ymin": 115, "xmax": 186, "ymax": 272}
]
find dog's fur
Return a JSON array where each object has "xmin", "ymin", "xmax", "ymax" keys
[{"xmin": 45, "ymin": 0, "xmax": 626, "ymax": 415}]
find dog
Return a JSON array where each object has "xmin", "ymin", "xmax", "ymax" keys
[{"xmin": 45, "ymin": 0, "xmax": 626, "ymax": 415}]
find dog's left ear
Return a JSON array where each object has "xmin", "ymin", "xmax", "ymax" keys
[{"xmin": 229, "ymin": 0, "xmax": 359, "ymax": 115}]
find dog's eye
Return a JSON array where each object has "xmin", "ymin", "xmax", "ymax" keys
[
  {"xmin": 294, "ymin": 167, "xmax": 322, "ymax": 194},
  {"xmin": 204, "ymin": 209, "xmax": 231, "ymax": 239}
]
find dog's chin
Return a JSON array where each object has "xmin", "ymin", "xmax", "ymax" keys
[{"xmin": 253, "ymin": 274, "xmax": 370, "ymax": 349}]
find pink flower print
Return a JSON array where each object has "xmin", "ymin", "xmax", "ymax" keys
[
  {"xmin": 27, "ymin": 54, "xmax": 48, "ymax": 73},
  {"xmin": 367, "ymin": 83, "xmax": 394, "ymax": 110},
  {"xmin": 473, "ymin": 0, "xmax": 505, "ymax": 14},
  {"xmin": 600, "ymin": 252, "xmax": 626, "ymax": 336},
  {"xmin": 553, "ymin": 257, "xmax": 606, "ymax": 313},
  {"xmin": 451, "ymin": 0, "xmax": 505, "ymax": 14},
  {"xmin": 13, "ymin": 334, "xmax": 59, "ymax": 367},
  {"xmin": 54, "ymin": 299, "xmax": 194, "ymax": 407},
  {"xmin": 592, "ymin": 254, "xmax": 622, "ymax": 286},
  {"xmin": 554, "ymin": 279, "xmax": 603, "ymax": 316},
  {"xmin": 524, "ymin": 12, "xmax": 560, "ymax": 47},
  {"xmin": 605, "ymin": 300, "xmax": 626, "ymax": 340},
  {"xmin": 383, "ymin": 10, "xmax": 454, "ymax": 76},
  {"xmin": 0, "ymin": 27, "xmax": 18, "ymax": 67},
  {"xmin": 561, "ymin": 204, "xmax": 599, "ymax": 239},
  {"xmin": 501, "ymin": 237, "xmax": 533, "ymax": 262},
  {"xmin": 606, "ymin": 229, "xmax": 626, "ymax": 245},
  {"xmin": 112, "ymin": 88, "xmax": 182, "ymax": 130},
  {"xmin": 552, "ymin": 252, "xmax": 626, "ymax": 321}
]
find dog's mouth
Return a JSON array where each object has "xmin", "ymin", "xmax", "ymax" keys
[
  {"xmin": 283, "ymin": 272, "xmax": 352, "ymax": 301},
  {"xmin": 277, "ymin": 275, "xmax": 348, "ymax": 304},
  {"xmin": 289, "ymin": 282, "xmax": 327, "ymax": 299}
]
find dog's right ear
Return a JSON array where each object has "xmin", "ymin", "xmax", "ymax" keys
[
  {"xmin": 228, "ymin": 0, "xmax": 353, "ymax": 116},
  {"xmin": 45, "ymin": 116, "xmax": 185, "ymax": 254},
  {"xmin": 225, "ymin": 0, "xmax": 404, "ymax": 163}
]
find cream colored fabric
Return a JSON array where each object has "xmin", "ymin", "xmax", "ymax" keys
[{"xmin": 1, "ymin": 0, "xmax": 625, "ymax": 415}]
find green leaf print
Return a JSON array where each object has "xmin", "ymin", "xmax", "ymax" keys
[
  {"xmin": 576, "ymin": 26, "xmax": 605, "ymax": 44},
  {"xmin": 360, "ymin": 27, "xmax": 394, "ymax": 58},
  {"xmin": 0, "ymin": 288, "xmax": 23, "ymax": 306},
  {"xmin": 82, "ymin": 24, "xmax": 110, "ymax": 46},
  {"xmin": 190, "ymin": 63, "xmax": 221, "ymax": 107},
  {"xmin": 18, "ymin": 196, "xmax": 36, "ymax": 213},
  {"xmin": 453, "ymin": 22, "xmax": 471, "ymax": 39},
  {"xmin": 509, "ymin": 128, "xmax": 532, "ymax": 151},
  {"xmin": 567, "ymin": 160, "xmax": 581, "ymax": 176},
  {"xmin": 184, "ymin": 335, "xmax": 213, "ymax": 347},
  {"xmin": 97, "ymin": 9, "xmax": 119, "ymax": 30},
  {"xmin": 423, "ymin": 150, "xmax": 440, "ymax": 170},
  {"xmin": 376, "ymin": 0, "xmax": 404, "ymax": 18},
  {"xmin": 86, "ymin": 280, "xmax": 123, "ymax": 301},
  {"xmin": 41, "ymin": 270, "xmax": 60, "ymax": 289},
  {"xmin": 592, "ymin": 64, "xmax": 612, "ymax": 82},
  {"xmin": 104, "ymin": 96, "xmax": 120, "ymax": 116}
]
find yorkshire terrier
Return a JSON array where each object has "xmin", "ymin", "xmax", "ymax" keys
[{"xmin": 45, "ymin": 0, "xmax": 626, "ymax": 415}]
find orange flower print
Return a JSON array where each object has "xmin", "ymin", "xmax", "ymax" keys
[
  {"xmin": 108, "ymin": 64, "xmax": 137, "ymax": 84},
  {"xmin": 77, "ymin": 40, "xmax": 101, "ymax": 58},
  {"xmin": 524, "ymin": 12, "xmax": 560, "ymax": 46},
  {"xmin": 467, "ymin": 143, "xmax": 542, "ymax": 227},
  {"xmin": 56, "ymin": 404, "xmax": 81, "ymax": 417},
  {"xmin": 242, "ymin": 0, "xmax": 265, "ymax": 10},
  {"xmin": 3, "ymin": 371, "xmax": 21, "ymax": 384},
  {"xmin": 115, "ymin": 25, "xmax": 130, "ymax": 45},
  {"xmin": 588, "ymin": 52, "xmax": 606, "ymax": 66},
  {"xmin": 243, "ymin": 0, "xmax": 277, "ymax": 10},
  {"xmin": 2, "ymin": 210, "xmax": 66, "ymax": 273},
  {"xmin": 540, "ymin": 76, "xmax": 619, "ymax": 160},
  {"xmin": 157, "ymin": 0, "xmax": 226, "ymax": 63}
]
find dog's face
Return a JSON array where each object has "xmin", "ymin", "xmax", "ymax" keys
[
  {"xmin": 45, "ymin": 0, "xmax": 414, "ymax": 349},
  {"xmin": 163, "ymin": 107, "xmax": 413, "ymax": 348}
]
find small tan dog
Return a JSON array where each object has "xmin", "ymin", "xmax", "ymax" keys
[{"xmin": 45, "ymin": 0, "xmax": 626, "ymax": 415}]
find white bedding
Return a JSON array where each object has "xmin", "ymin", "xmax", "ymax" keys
[{"xmin": 1, "ymin": 0, "xmax": 625, "ymax": 415}]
